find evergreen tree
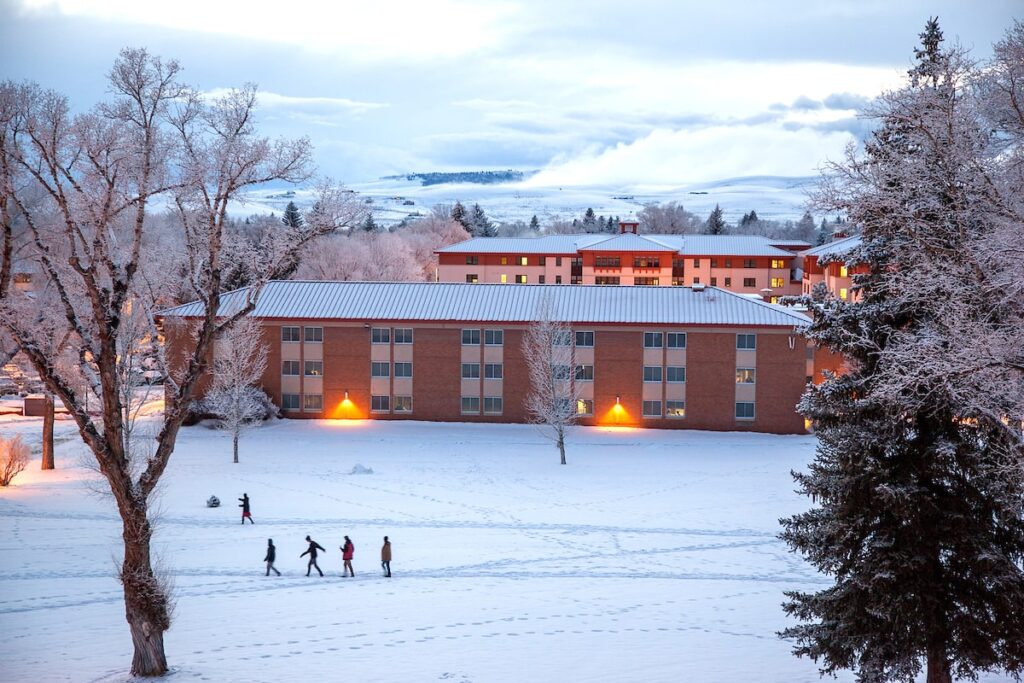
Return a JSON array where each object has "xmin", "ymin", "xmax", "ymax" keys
[
  {"xmin": 795, "ymin": 210, "xmax": 816, "ymax": 242},
  {"xmin": 362, "ymin": 214, "xmax": 379, "ymax": 233},
  {"xmin": 469, "ymin": 203, "xmax": 495, "ymax": 237},
  {"xmin": 704, "ymin": 204, "xmax": 727, "ymax": 235},
  {"xmin": 815, "ymin": 218, "xmax": 831, "ymax": 245},
  {"xmin": 282, "ymin": 201, "xmax": 304, "ymax": 229},
  {"xmin": 582, "ymin": 207, "xmax": 597, "ymax": 232},
  {"xmin": 740, "ymin": 209, "xmax": 758, "ymax": 226},
  {"xmin": 451, "ymin": 201, "xmax": 470, "ymax": 232},
  {"xmin": 529, "ymin": 215, "xmax": 540, "ymax": 232},
  {"xmin": 604, "ymin": 215, "xmax": 619, "ymax": 233},
  {"xmin": 780, "ymin": 21, "xmax": 1024, "ymax": 683}
]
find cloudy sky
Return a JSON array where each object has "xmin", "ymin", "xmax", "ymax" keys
[{"xmin": 0, "ymin": 0, "xmax": 1019, "ymax": 186}]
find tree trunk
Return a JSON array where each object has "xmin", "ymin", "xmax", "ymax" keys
[
  {"xmin": 41, "ymin": 395, "xmax": 54, "ymax": 470},
  {"xmin": 122, "ymin": 505, "xmax": 169, "ymax": 676},
  {"xmin": 558, "ymin": 432, "xmax": 566, "ymax": 465},
  {"xmin": 233, "ymin": 430, "xmax": 239, "ymax": 464},
  {"xmin": 926, "ymin": 646, "xmax": 952, "ymax": 683}
]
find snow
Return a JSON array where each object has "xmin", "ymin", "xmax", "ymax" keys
[{"xmin": 0, "ymin": 415, "xmax": 1009, "ymax": 682}]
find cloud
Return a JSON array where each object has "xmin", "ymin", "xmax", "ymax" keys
[
  {"xmin": 525, "ymin": 124, "xmax": 855, "ymax": 187},
  {"xmin": 203, "ymin": 89, "xmax": 387, "ymax": 126},
  {"xmin": 823, "ymin": 92, "xmax": 872, "ymax": 110}
]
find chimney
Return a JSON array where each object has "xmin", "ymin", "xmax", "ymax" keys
[{"xmin": 619, "ymin": 220, "xmax": 639, "ymax": 234}]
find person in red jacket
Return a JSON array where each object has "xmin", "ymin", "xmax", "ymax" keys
[{"xmin": 340, "ymin": 536, "xmax": 355, "ymax": 577}]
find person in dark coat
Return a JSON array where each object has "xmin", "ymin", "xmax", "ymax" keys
[
  {"xmin": 264, "ymin": 538, "xmax": 281, "ymax": 576},
  {"xmin": 239, "ymin": 493, "xmax": 254, "ymax": 524},
  {"xmin": 341, "ymin": 536, "xmax": 355, "ymax": 577},
  {"xmin": 300, "ymin": 535, "xmax": 325, "ymax": 577},
  {"xmin": 381, "ymin": 536, "xmax": 392, "ymax": 577}
]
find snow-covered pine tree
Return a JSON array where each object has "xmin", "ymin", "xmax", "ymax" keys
[
  {"xmin": 795, "ymin": 210, "xmax": 816, "ymax": 242},
  {"xmin": 362, "ymin": 213, "xmax": 379, "ymax": 233},
  {"xmin": 780, "ymin": 20, "xmax": 1024, "ymax": 683},
  {"xmin": 704, "ymin": 204, "xmax": 726, "ymax": 234},
  {"xmin": 470, "ymin": 203, "xmax": 495, "ymax": 237},
  {"xmin": 582, "ymin": 207, "xmax": 597, "ymax": 232},
  {"xmin": 282, "ymin": 201, "xmax": 304, "ymax": 229},
  {"xmin": 529, "ymin": 214, "xmax": 540, "ymax": 232},
  {"xmin": 815, "ymin": 218, "xmax": 830, "ymax": 245},
  {"xmin": 451, "ymin": 201, "xmax": 470, "ymax": 232}
]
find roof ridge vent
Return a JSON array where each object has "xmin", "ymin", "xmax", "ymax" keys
[{"xmin": 692, "ymin": 283, "xmax": 706, "ymax": 293}]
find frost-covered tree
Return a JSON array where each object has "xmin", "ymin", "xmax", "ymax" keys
[
  {"xmin": 815, "ymin": 218, "xmax": 831, "ymax": 245},
  {"xmin": 781, "ymin": 21, "xmax": 1024, "ymax": 683},
  {"xmin": 0, "ymin": 50, "xmax": 359, "ymax": 676},
  {"xmin": 451, "ymin": 200, "xmax": 469, "ymax": 232},
  {"xmin": 362, "ymin": 213, "xmax": 379, "ymax": 233},
  {"xmin": 638, "ymin": 202, "xmax": 699, "ymax": 234},
  {"xmin": 794, "ymin": 210, "xmax": 816, "ymax": 242},
  {"xmin": 281, "ymin": 200, "xmax": 303, "ymax": 229},
  {"xmin": 704, "ymin": 204, "xmax": 727, "ymax": 234},
  {"xmin": 582, "ymin": 207, "xmax": 597, "ymax": 232},
  {"xmin": 0, "ymin": 433, "xmax": 29, "ymax": 486},
  {"xmin": 529, "ymin": 214, "xmax": 540, "ymax": 232},
  {"xmin": 522, "ymin": 297, "xmax": 584, "ymax": 466},
  {"xmin": 469, "ymin": 203, "xmax": 495, "ymax": 237},
  {"xmin": 204, "ymin": 317, "xmax": 270, "ymax": 464}
]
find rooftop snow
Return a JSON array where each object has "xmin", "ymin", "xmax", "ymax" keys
[
  {"xmin": 161, "ymin": 281, "xmax": 811, "ymax": 328},
  {"xmin": 437, "ymin": 234, "xmax": 796, "ymax": 257},
  {"xmin": 802, "ymin": 235, "xmax": 862, "ymax": 257}
]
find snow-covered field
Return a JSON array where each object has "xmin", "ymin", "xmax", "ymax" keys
[{"xmin": 1, "ymin": 416, "xmax": 1006, "ymax": 683}]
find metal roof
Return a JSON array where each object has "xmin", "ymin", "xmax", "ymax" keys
[
  {"xmin": 802, "ymin": 235, "xmax": 862, "ymax": 257},
  {"xmin": 577, "ymin": 233, "xmax": 678, "ymax": 252},
  {"xmin": 436, "ymin": 235, "xmax": 606, "ymax": 254},
  {"xmin": 670, "ymin": 235, "xmax": 794, "ymax": 257},
  {"xmin": 161, "ymin": 281, "xmax": 811, "ymax": 328}
]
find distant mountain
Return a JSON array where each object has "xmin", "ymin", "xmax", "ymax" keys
[{"xmin": 380, "ymin": 170, "xmax": 537, "ymax": 186}]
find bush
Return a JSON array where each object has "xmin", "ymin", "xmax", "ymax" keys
[{"xmin": 0, "ymin": 434, "xmax": 30, "ymax": 486}]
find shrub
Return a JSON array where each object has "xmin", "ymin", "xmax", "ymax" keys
[{"xmin": 0, "ymin": 434, "xmax": 30, "ymax": 486}]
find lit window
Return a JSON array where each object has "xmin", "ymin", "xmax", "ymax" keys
[
  {"xmin": 371, "ymin": 327, "xmax": 390, "ymax": 344},
  {"xmin": 666, "ymin": 401, "xmax": 685, "ymax": 418},
  {"xmin": 840, "ymin": 288, "xmax": 848, "ymax": 300},
  {"xmin": 770, "ymin": 278, "xmax": 785, "ymax": 288},
  {"xmin": 466, "ymin": 274, "xmax": 479, "ymax": 283},
  {"xmin": 736, "ymin": 368, "xmax": 756, "ymax": 384},
  {"xmin": 576, "ymin": 399, "xmax": 594, "ymax": 416},
  {"xmin": 500, "ymin": 274, "xmax": 508, "ymax": 283},
  {"xmin": 515, "ymin": 274, "xmax": 527, "ymax": 284},
  {"xmin": 394, "ymin": 396, "xmax": 413, "ymax": 413},
  {"xmin": 642, "ymin": 400, "xmax": 662, "ymax": 417},
  {"xmin": 518, "ymin": 256, "xmax": 528, "ymax": 266},
  {"xmin": 771, "ymin": 259, "xmax": 786, "ymax": 269},
  {"xmin": 840, "ymin": 266, "xmax": 849, "ymax": 277},
  {"xmin": 735, "ymin": 402, "xmax": 755, "ymax": 420},
  {"xmin": 304, "ymin": 361, "xmax": 323, "ymax": 377},
  {"xmin": 500, "ymin": 256, "xmax": 508, "ymax": 265}
]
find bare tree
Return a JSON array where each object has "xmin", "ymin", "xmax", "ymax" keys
[
  {"xmin": 0, "ymin": 50, "xmax": 360, "ymax": 676},
  {"xmin": 0, "ymin": 433, "xmax": 29, "ymax": 486},
  {"xmin": 522, "ymin": 297, "xmax": 584, "ymax": 465},
  {"xmin": 203, "ymin": 316, "xmax": 270, "ymax": 464}
]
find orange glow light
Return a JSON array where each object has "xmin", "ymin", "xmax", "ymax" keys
[{"xmin": 329, "ymin": 397, "xmax": 364, "ymax": 420}]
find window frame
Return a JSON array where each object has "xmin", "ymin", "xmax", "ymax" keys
[
  {"xmin": 736, "ymin": 334, "xmax": 757, "ymax": 350},
  {"xmin": 461, "ymin": 396, "xmax": 480, "ymax": 415},
  {"xmin": 576, "ymin": 399, "xmax": 594, "ymax": 416},
  {"xmin": 735, "ymin": 401, "xmax": 756, "ymax": 420},
  {"xmin": 575, "ymin": 364, "xmax": 594, "ymax": 381},
  {"xmin": 643, "ymin": 331, "xmax": 663, "ymax": 348},
  {"xmin": 643, "ymin": 366, "xmax": 663, "ymax": 383},
  {"xmin": 281, "ymin": 326, "xmax": 300, "ymax": 343},
  {"xmin": 371, "ymin": 327, "xmax": 391, "ymax": 344},
  {"xmin": 667, "ymin": 332, "xmax": 686, "ymax": 349},
  {"xmin": 736, "ymin": 367, "xmax": 756, "ymax": 384},
  {"xmin": 394, "ymin": 362, "xmax": 413, "ymax": 378},
  {"xmin": 575, "ymin": 330, "xmax": 594, "ymax": 347},
  {"xmin": 483, "ymin": 396, "xmax": 503, "ymax": 414},
  {"xmin": 304, "ymin": 360, "xmax": 323, "ymax": 377},
  {"xmin": 666, "ymin": 366, "xmax": 686, "ymax": 383},
  {"xmin": 370, "ymin": 361, "xmax": 390, "ymax": 378},
  {"xmin": 282, "ymin": 360, "xmax": 300, "ymax": 376},
  {"xmin": 666, "ymin": 400, "xmax": 686, "ymax": 418},
  {"xmin": 371, "ymin": 395, "xmax": 390, "ymax": 413},
  {"xmin": 394, "ymin": 328, "xmax": 414, "ymax": 344},
  {"xmin": 303, "ymin": 394, "xmax": 323, "ymax": 412},
  {"xmin": 281, "ymin": 393, "xmax": 300, "ymax": 411},
  {"xmin": 393, "ymin": 395, "xmax": 413, "ymax": 413},
  {"xmin": 642, "ymin": 400, "xmax": 663, "ymax": 417},
  {"xmin": 461, "ymin": 329, "xmax": 481, "ymax": 346},
  {"xmin": 461, "ymin": 363, "xmax": 481, "ymax": 379},
  {"xmin": 484, "ymin": 329, "xmax": 504, "ymax": 346},
  {"xmin": 304, "ymin": 326, "xmax": 323, "ymax": 343},
  {"xmin": 484, "ymin": 363, "xmax": 503, "ymax": 379}
]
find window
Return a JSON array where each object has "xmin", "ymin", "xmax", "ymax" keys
[
  {"xmin": 466, "ymin": 274, "xmax": 479, "ymax": 283},
  {"xmin": 693, "ymin": 259, "xmax": 701, "ymax": 267},
  {"xmin": 461, "ymin": 396, "xmax": 480, "ymax": 414},
  {"xmin": 551, "ymin": 364, "xmax": 571, "ymax": 380},
  {"xmin": 304, "ymin": 326, "xmax": 323, "ymax": 343},
  {"xmin": 576, "ymin": 399, "xmax": 594, "ymax": 416},
  {"xmin": 518, "ymin": 256, "xmax": 528, "ymax": 266},
  {"xmin": 736, "ymin": 402, "xmax": 755, "ymax": 419},
  {"xmin": 303, "ymin": 394, "xmax": 323, "ymax": 412},
  {"xmin": 771, "ymin": 259, "xmax": 786, "ymax": 269},
  {"xmin": 633, "ymin": 256, "xmax": 660, "ymax": 268},
  {"xmin": 500, "ymin": 256, "xmax": 508, "ymax": 265},
  {"xmin": 840, "ymin": 288, "xmax": 848, "ymax": 300},
  {"xmin": 484, "ymin": 329, "xmax": 504, "ymax": 346},
  {"xmin": 394, "ymin": 362, "xmax": 413, "ymax": 378},
  {"xmin": 667, "ymin": 332, "xmax": 686, "ymax": 348},
  {"xmin": 281, "ymin": 394, "xmax": 300, "ymax": 411},
  {"xmin": 575, "ymin": 364, "xmax": 594, "ymax": 381},
  {"xmin": 555, "ymin": 275, "xmax": 562, "ymax": 284},
  {"xmin": 500, "ymin": 274, "xmax": 508, "ymax": 283},
  {"xmin": 724, "ymin": 277, "xmax": 732, "ymax": 287},
  {"xmin": 840, "ymin": 266, "xmax": 849, "ymax": 278},
  {"xmin": 692, "ymin": 277, "xmax": 700, "ymax": 284},
  {"xmin": 466, "ymin": 255, "xmax": 479, "ymax": 265},
  {"xmin": 666, "ymin": 401, "xmax": 686, "ymax": 418},
  {"xmin": 724, "ymin": 259, "xmax": 732, "ymax": 268},
  {"xmin": 634, "ymin": 277, "xmax": 660, "ymax": 286},
  {"xmin": 371, "ymin": 327, "xmax": 390, "ymax": 344},
  {"xmin": 743, "ymin": 259, "xmax": 756, "ymax": 268},
  {"xmin": 672, "ymin": 277, "xmax": 686, "ymax": 286},
  {"xmin": 371, "ymin": 395, "xmax": 390, "ymax": 413},
  {"xmin": 553, "ymin": 329, "xmax": 572, "ymax": 346},
  {"xmin": 643, "ymin": 366, "xmax": 662, "ymax": 383},
  {"xmin": 642, "ymin": 400, "xmax": 662, "ymax": 417},
  {"xmin": 539, "ymin": 275, "xmax": 546, "ymax": 284},
  {"xmin": 515, "ymin": 274, "xmax": 527, "ymax": 284},
  {"xmin": 483, "ymin": 397, "xmax": 503, "ymax": 414},
  {"xmin": 666, "ymin": 366, "xmax": 686, "ymax": 383},
  {"xmin": 736, "ymin": 334, "xmax": 756, "ymax": 350},
  {"xmin": 736, "ymin": 367, "xmax": 756, "ymax": 384},
  {"xmin": 484, "ymin": 363, "xmax": 503, "ymax": 379},
  {"xmin": 556, "ymin": 257, "xmax": 563, "ymax": 267},
  {"xmin": 595, "ymin": 276, "xmax": 620, "ymax": 285},
  {"xmin": 281, "ymin": 326, "xmax": 300, "ymax": 342},
  {"xmin": 282, "ymin": 360, "xmax": 300, "ymax": 376},
  {"xmin": 462, "ymin": 329, "xmax": 481, "ymax": 345},
  {"xmin": 575, "ymin": 330, "xmax": 594, "ymax": 347},
  {"xmin": 644, "ymin": 332, "xmax": 663, "ymax": 348},
  {"xmin": 710, "ymin": 277, "xmax": 718, "ymax": 286},
  {"xmin": 304, "ymin": 361, "xmax": 323, "ymax": 377},
  {"xmin": 394, "ymin": 328, "xmax": 413, "ymax": 344},
  {"xmin": 394, "ymin": 396, "xmax": 413, "ymax": 413},
  {"xmin": 461, "ymin": 363, "xmax": 481, "ymax": 379},
  {"xmin": 710, "ymin": 258, "xmax": 719, "ymax": 268},
  {"xmin": 743, "ymin": 278, "xmax": 756, "ymax": 288},
  {"xmin": 371, "ymin": 361, "xmax": 390, "ymax": 378},
  {"xmin": 595, "ymin": 256, "xmax": 620, "ymax": 268},
  {"xmin": 539, "ymin": 256, "xmax": 546, "ymax": 266},
  {"xmin": 770, "ymin": 277, "xmax": 785, "ymax": 288}
]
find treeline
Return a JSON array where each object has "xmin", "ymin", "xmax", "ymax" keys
[
  {"xmin": 380, "ymin": 170, "xmax": 531, "ymax": 186},
  {"xmin": 634, "ymin": 202, "xmax": 849, "ymax": 244}
]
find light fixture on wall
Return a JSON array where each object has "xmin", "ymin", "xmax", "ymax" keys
[
  {"xmin": 615, "ymin": 395, "xmax": 620, "ymax": 405},
  {"xmin": 363, "ymin": 323, "xmax": 370, "ymax": 329},
  {"xmin": 344, "ymin": 390, "xmax": 349, "ymax": 400}
]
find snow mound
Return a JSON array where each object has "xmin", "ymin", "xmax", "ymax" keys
[{"xmin": 349, "ymin": 464, "xmax": 374, "ymax": 475}]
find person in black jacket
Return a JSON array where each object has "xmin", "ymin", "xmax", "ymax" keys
[
  {"xmin": 300, "ymin": 535, "xmax": 325, "ymax": 577},
  {"xmin": 239, "ymin": 493, "xmax": 254, "ymax": 524},
  {"xmin": 264, "ymin": 538, "xmax": 281, "ymax": 576}
]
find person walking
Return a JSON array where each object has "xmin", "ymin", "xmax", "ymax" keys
[
  {"xmin": 301, "ymin": 535, "xmax": 325, "ymax": 577},
  {"xmin": 264, "ymin": 538, "xmax": 281, "ymax": 576},
  {"xmin": 238, "ymin": 493, "xmax": 254, "ymax": 524},
  {"xmin": 341, "ymin": 536, "xmax": 355, "ymax": 577},
  {"xmin": 381, "ymin": 536, "xmax": 392, "ymax": 577}
]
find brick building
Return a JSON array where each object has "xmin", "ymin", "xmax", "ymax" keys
[
  {"xmin": 436, "ymin": 222, "xmax": 809, "ymax": 302},
  {"xmin": 801, "ymin": 235, "xmax": 867, "ymax": 302},
  {"xmin": 163, "ymin": 281, "xmax": 814, "ymax": 434}
]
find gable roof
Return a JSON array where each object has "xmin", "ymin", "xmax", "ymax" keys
[
  {"xmin": 436, "ymin": 233, "xmax": 796, "ymax": 257},
  {"xmin": 576, "ymin": 233, "xmax": 678, "ymax": 252},
  {"xmin": 802, "ymin": 235, "xmax": 862, "ymax": 258},
  {"xmin": 161, "ymin": 281, "xmax": 811, "ymax": 329}
]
